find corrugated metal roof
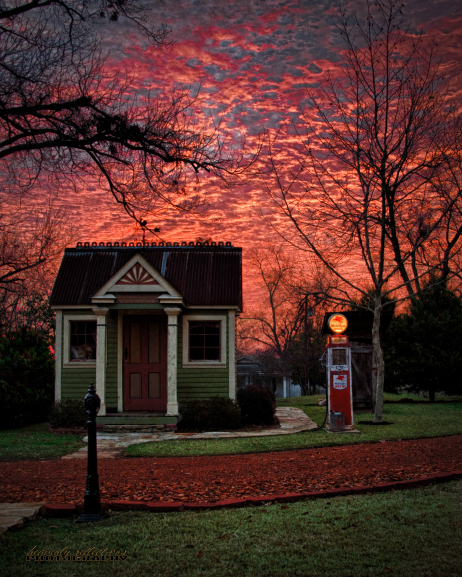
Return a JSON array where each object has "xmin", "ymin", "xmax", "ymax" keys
[{"xmin": 50, "ymin": 245, "xmax": 242, "ymax": 309}]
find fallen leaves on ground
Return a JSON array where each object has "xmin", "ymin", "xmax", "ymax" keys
[{"xmin": 0, "ymin": 436, "xmax": 461, "ymax": 504}]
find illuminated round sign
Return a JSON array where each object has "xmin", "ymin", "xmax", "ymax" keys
[{"xmin": 328, "ymin": 314, "xmax": 348, "ymax": 334}]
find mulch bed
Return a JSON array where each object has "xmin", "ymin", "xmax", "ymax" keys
[{"xmin": 1, "ymin": 435, "xmax": 461, "ymax": 504}]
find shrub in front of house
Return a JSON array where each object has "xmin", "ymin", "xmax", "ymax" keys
[
  {"xmin": 49, "ymin": 399, "xmax": 87, "ymax": 429},
  {"xmin": 237, "ymin": 384, "xmax": 276, "ymax": 426},
  {"xmin": 0, "ymin": 327, "xmax": 55, "ymax": 428},
  {"xmin": 177, "ymin": 397, "xmax": 241, "ymax": 432}
]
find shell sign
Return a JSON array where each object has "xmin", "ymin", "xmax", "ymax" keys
[
  {"xmin": 333, "ymin": 375, "xmax": 348, "ymax": 389},
  {"xmin": 328, "ymin": 314, "xmax": 348, "ymax": 334}
]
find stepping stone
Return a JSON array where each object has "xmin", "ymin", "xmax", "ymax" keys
[
  {"xmin": 0, "ymin": 503, "xmax": 40, "ymax": 509},
  {"xmin": 0, "ymin": 503, "xmax": 44, "ymax": 533},
  {"xmin": 0, "ymin": 508, "xmax": 37, "ymax": 521},
  {"xmin": 0, "ymin": 516, "xmax": 24, "ymax": 531},
  {"xmin": 61, "ymin": 452, "xmax": 87, "ymax": 460}
]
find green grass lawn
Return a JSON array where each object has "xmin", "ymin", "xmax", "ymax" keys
[
  {"xmin": 0, "ymin": 422, "xmax": 85, "ymax": 461},
  {"xmin": 1, "ymin": 480, "xmax": 460, "ymax": 577},
  {"xmin": 1, "ymin": 394, "xmax": 461, "ymax": 462},
  {"xmin": 124, "ymin": 394, "xmax": 462, "ymax": 459}
]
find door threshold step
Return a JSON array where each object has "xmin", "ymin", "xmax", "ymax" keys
[
  {"xmin": 105, "ymin": 412, "xmax": 168, "ymax": 417},
  {"xmin": 97, "ymin": 414, "xmax": 179, "ymax": 426},
  {"xmin": 98, "ymin": 424, "xmax": 177, "ymax": 434}
]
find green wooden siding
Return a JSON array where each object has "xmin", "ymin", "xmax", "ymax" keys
[
  {"xmin": 60, "ymin": 309, "xmax": 96, "ymax": 400},
  {"xmin": 61, "ymin": 367, "xmax": 96, "ymax": 399},
  {"xmin": 59, "ymin": 308, "xmax": 233, "ymax": 405},
  {"xmin": 105, "ymin": 310, "xmax": 118, "ymax": 409},
  {"xmin": 177, "ymin": 312, "xmax": 230, "ymax": 402},
  {"xmin": 59, "ymin": 309, "xmax": 118, "ymax": 404}
]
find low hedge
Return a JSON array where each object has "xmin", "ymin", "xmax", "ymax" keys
[
  {"xmin": 237, "ymin": 385, "xmax": 276, "ymax": 426},
  {"xmin": 178, "ymin": 397, "xmax": 241, "ymax": 432},
  {"xmin": 49, "ymin": 399, "xmax": 87, "ymax": 429}
]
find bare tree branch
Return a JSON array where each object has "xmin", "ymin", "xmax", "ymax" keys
[
  {"xmin": 263, "ymin": 0, "xmax": 462, "ymax": 422},
  {"xmin": 0, "ymin": 0, "xmax": 252, "ymax": 229}
]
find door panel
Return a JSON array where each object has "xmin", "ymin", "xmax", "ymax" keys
[
  {"xmin": 123, "ymin": 315, "xmax": 167, "ymax": 410},
  {"xmin": 129, "ymin": 321, "xmax": 142, "ymax": 364},
  {"xmin": 148, "ymin": 373, "xmax": 161, "ymax": 398}
]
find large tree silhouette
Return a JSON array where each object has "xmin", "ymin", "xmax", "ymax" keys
[{"xmin": 264, "ymin": 0, "xmax": 462, "ymax": 421}]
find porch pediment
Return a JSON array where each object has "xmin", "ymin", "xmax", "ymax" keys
[{"xmin": 92, "ymin": 253, "xmax": 182, "ymax": 301}]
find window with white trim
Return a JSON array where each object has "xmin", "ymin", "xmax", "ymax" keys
[
  {"xmin": 189, "ymin": 321, "xmax": 220, "ymax": 361},
  {"xmin": 182, "ymin": 315, "xmax": 227, "ymax": 367},
  {"xmin": 63, "ymin": 314, "xmax": 97, "ymax": 366},
  {"xmin": 70, "ymin": 320, "xmax": 97, "ymax": 361}
]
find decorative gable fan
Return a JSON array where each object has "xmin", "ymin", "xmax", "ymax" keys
[{"xmin": 116, "ymin": 263, "xmax": 159, "ymax": 286}]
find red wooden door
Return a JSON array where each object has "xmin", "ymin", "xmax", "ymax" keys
[{"xmin": 123, "ymin": 315, "xmax": 167, "ymax": 411}]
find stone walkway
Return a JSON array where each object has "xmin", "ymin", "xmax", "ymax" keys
[
  {"xmin": 0, "ymin": 502, "xmax": 43, "ymax": 536},
  {"xmin": 62, "ymin": 407, "xmax": 317, "ymax": 460}
]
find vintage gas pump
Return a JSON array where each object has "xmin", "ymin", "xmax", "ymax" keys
[{"xmin": 324, "ymin": 314, "xmax": 354, "ymax": 431}]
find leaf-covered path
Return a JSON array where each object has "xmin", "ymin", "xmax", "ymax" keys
[{"xmin": 1, "ymin": 435, "xmax": 461, "ymax": 504}]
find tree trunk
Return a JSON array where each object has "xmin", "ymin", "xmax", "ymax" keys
[
  {"xmin": 372, "ymin": 294, "xmax": 385, "ymax": 423},
  {"xmin": 429, "ymin": 388, "xmax": 436, "ymax": 403}
]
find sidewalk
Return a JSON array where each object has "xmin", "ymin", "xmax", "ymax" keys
[{"xmin": 62, "ymin": 407, "xmax": 317, "ymax": 460}]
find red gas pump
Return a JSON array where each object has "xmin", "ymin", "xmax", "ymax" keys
[{"xmin": 325, "ymin": 314, "xmax": 354, "ymax": 431}]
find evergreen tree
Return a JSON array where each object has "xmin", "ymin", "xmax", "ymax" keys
[
  {"xmin": 385, "ymin": 280, "xmax": 462, "ymax": 401},
  {"xmin": 0, "ymin": 327, "xmax": 54, "ymax": 427}
]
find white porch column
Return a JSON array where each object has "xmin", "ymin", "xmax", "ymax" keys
[
  {"xmin": 283, "ymin": 376, "xmax": 287, "ymax": 398},
  {"xmin": 93, "ymin": 308, "xmax": 109, "ymax": 416},
  {"xmin": 165, "ymin": 307, "xmax": 181, "ymax": 415},
  {"xmin": 228, "ymin": 310, "xmax": 236, "ymax": 400}
]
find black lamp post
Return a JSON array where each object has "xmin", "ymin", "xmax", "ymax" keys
[{"xmin": 76, "ymin": 383, "xmax": 102, "ymax": 523}]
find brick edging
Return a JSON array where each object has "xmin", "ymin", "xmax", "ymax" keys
[{"xmin": 39, "ymin": 470, "xmax": 462, "ymax": 517}]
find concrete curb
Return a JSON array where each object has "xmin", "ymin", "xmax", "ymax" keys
[{"xmin": 38, "ymin": 470, "xmax": 462, "ymax": 517}]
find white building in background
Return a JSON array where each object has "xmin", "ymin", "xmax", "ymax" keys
[{"xmin": 236, "ymin": 356, "xmax": 301, "ymax": 399}]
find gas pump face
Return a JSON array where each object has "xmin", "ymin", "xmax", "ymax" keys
[{"xmin": 331, "ymin": 348, "xmax": 348, "ymax": 369}]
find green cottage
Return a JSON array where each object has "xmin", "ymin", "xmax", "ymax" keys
[{"xmin": 49, "ymin": 241, "xmax": 242, "ymax": 429}]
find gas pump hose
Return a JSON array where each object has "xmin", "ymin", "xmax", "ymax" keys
[{"xmin": 307, "ymin": 388, "xmax": 328, "ymax": 432}]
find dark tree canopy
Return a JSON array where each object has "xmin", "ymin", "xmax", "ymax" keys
[
  {"xmin": 385, "ymin": 279, "xmax": 462, "ymax": 401},
  {"xmin": 0, "ymin": 326, "xmax": 55, "ymax": 427}
]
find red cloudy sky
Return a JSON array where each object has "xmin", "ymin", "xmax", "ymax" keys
[{"xmin": 14, "ymin": 0, "xmax": 462, "ymax": 305}]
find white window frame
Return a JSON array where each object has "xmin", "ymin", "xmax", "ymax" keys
[
  {"xmin": 182, "ymin": 314, "xmax": 227, "ymax": 368},
  {"xmin": 63, "ymin": 314, "xmax": 97, "ymax": 368}
]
